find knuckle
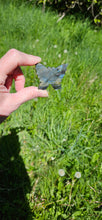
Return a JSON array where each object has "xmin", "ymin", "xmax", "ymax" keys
[{"xmin": 8, "ymin": 48, "xmax": 18, "ymax": 58}]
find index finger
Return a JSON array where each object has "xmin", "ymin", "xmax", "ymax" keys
[{"xmin": 0, "ymin": 49, "xmax": 41, "ymax": 84}]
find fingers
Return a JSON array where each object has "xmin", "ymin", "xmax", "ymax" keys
[
  {"xmin": 4, "ymin": 67, "xmax": 25, "ymax": 92},
  {"xmin": 13, "ymin": 66, "xmax": 25, "ymax": 91},
  {"xmin": 0, "ymin": 49, "xmax": 41, "ymax": 84},
  {"xmin": 13, "ymin": 87, "xmax": 48, "ymax": 106},
  {"xmin": 0, "ymin": 87, "xmax": 48, "ymax": 116},
  {"xmin": 0, "ymin": 49, "xmax": 48, "ymax": 119}
]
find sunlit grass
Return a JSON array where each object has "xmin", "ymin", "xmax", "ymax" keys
[{"xmin": 0, "ymin": 2, "xmax": 102, "ymax": 219}]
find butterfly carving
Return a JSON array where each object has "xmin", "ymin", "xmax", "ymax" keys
[{"xmin": 35, "ymin": 63, "xmax": 68, "ymax": 89}]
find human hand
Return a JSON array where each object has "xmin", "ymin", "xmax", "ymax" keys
[{"xmin": 0, "ymin": 49, "xmax": 48, "ymax": 123}]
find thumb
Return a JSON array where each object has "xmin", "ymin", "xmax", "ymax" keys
[{"xmin": 9, "ymin": 86, "xmax": 48, "ymax": 112}]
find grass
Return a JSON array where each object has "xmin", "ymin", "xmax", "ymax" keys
[{"xmin": 0, "ymin": 2, "xmax": 102, "ymax": 219}]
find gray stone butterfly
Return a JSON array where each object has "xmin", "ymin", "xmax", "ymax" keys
[{"xmin": 35, "ymin": 63, "xmax": 68, "ymax": 89}]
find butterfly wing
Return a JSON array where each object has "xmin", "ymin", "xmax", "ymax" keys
[
  {"xmin": 35, "ymin": 63, "xmax": 49, "ymax": 83},
  {"xmin": 50, "ymin": 64, "xmax": 68, "ymax": 89}
]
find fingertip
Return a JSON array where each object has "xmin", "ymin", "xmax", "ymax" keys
[
  {"xmin": 34, "ymin": 56, "xmax": 41, "ymax": 64},
  {"xmin": 13, "ymin": 86, "xmax": 48, "ymax": 107},
  {"xmin": 37, "ymin": 89, "xmax": 49, "ymax": 97}
]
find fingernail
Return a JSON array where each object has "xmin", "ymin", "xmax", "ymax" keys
[
  {"xmin": 42, "ymin": 90, "xmax": 49, "ymax": 97},
  {"xmin": 35, "ymin": 87, "xmax": 49, "ymax": 97},
  {"xmin": 34, "ymin": 56, "xmax": 41, "ymax": 64}
]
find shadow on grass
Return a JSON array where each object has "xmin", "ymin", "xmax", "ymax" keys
[{"xmin": 0, "ymin": 128, "xmax": 32, "ymax": 220}]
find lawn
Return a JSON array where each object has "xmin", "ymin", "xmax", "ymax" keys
[{"xmin": 0, "ymin": 2, "xmax": 102, "ymax": 219}]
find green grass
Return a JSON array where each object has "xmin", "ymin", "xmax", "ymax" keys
[{"xmin": 0, "ymin": 2, "xmax": 102, "ymax": 219}]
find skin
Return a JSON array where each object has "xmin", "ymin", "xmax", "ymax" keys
[{"xmin": 0, "ymin": 49, "xmax": 48, "ymax": 123}]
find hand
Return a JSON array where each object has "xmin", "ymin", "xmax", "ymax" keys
[{"xmin": 0, "ymin": 49, "xmax": 48, "ymax": 123}]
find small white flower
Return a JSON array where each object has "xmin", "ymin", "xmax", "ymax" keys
[
  {"xmin": 53, "ymin": 45, "xmax": 57, "ymax": 48},
  {"xmin": 63, "ymin": 138, "xmax": 67, "ymax": 142},
  {"xmin": 58, "ymin": 169, "xmax": 65, "ymax": 177},
  {"xmin": 64, "ymin": 49, "xmax": 68, "ymax": 53},
  {"xmin": 75, "ymin": 172, "xmax": 81, "ymax": 179},
  {"xmin": 36, "ymin": 145, "xmax": 39, "ymax": 148},
  {"xmin": 33, "ymin": 148, "xmax": 36, "ymax": 151},
  {"xmin": 36, "ymin": 39, "xmax": 39, "ymax": 42},
  {"xmin": 33, "ymin": 145, "xmax": 39, "ymax": 151},
  {"xmin": 58, "ymin": 54, "xmax": 61, "ymax": 58},
  {"xmin": 43, "ymin": 62, "xmax": 47, "ymax": 65},
  {"xmin": 75, "ymin": 51, "xmax": 78, "ymax": 55},
  {"xmin": 51, "ymin": 157, "xmax": 55, "ymax": 161}
]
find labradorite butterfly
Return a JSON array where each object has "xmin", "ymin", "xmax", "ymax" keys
[{"xmin": 35, "ymin": 63, "xmax": 68, "ymax": 89}]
